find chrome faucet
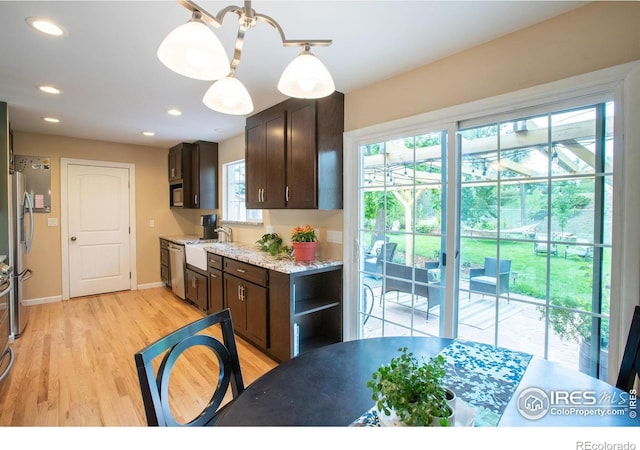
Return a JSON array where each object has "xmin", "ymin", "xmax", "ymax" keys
[{"xmin": 215, "ymin": 226, "xmax": 233, "ymax": 243}]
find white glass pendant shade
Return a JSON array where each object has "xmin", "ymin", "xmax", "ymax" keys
[
  {"xmin": 157, "ymin": 18, "xmax": 230, "ymax": 81},
  {"xmin": 278, "ymin": 51, "xmax": 335, "ymax": 99},
  {"xmin": 203, "ymin": 75, "xmax": 254, "ymax": 115}
]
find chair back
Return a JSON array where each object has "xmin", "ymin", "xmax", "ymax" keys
[
  {"xmin": 134, "ymin": 308, "xmax": 245, "ymax": 426},
  {"xmin": 616, "ymin": 305, "xmax": 640, "ymax": 392},
  {"xmin": 379, "ymin": 243, "xmax": 397, "ymax": 263},
  {"xmin": 484, "ymin": 257, "xmax": 511, "ymax": 277}
]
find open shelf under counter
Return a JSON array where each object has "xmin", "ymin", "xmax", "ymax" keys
[{"xmin": 293, "ymin": 297, "xmax": 341, "ymax": 317}]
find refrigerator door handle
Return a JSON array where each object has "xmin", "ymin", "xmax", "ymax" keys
[
  {"xmin": 18, "ymin": 268, "xmax": 33, "ymax": 282},
  {"xmin": 0, "ymin": 280, "xmax": 11, "ymax": 297},
  {"xmin": 22, "ymin": 191, "xmax": 34, "ymax": 253}
]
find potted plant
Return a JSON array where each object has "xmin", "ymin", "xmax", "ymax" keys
[
  {"xmin": 366, "ymin": 347, "xmax": 453, "ymax": 426},
  {"xmin": 544, "ymin": 295, "xmax": 609, "ymax": 379},
  {"xmin": 255, "ymin": 232, "xmax": 289, "ymax": 257},
  {"xmin": 290, "ymin": 225, "xmax": 318, "ymax": 262}
]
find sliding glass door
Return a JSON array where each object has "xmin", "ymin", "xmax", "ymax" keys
[
  {"xmin": 354, "ymin": 100, "xmax": 613, "ymax": 381},
  {"xmin": 357, "ymin": 130, "xmax": 448, "ymax": 338},
  {"xmin": 458, "ymin": 102, "xmax": 613, "ymax": 380}
]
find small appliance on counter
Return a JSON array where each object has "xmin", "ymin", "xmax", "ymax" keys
[{"xmin": 201, "ymin": 214, "xmax": 218, "ymax": 240}]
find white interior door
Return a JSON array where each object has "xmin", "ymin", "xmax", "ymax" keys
[{"xmin": 67, "ymin": 164, "xmax": 131, "ymax": 298}]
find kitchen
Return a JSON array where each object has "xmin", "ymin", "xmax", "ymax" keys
[{"xmin": 0, "ymin": 0, "xmax": 639, "ymax": 440}]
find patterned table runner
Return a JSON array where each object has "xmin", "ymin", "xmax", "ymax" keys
[
  {"xmin": 351, "ymin": 339, "xmax": 532, "ymax": 427},
  {"xmin": 439, "ymin": 339, "xmax": 532, "ymax": 426}
]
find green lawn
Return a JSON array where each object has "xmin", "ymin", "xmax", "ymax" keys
[{"xmin": 381, "ymin": 233, "xmax": 602, "ymax": 304}]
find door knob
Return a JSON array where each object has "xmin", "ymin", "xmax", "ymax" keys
[{"xmin": 70, "ymin": 236, "xmax": 77, "ymax": 241}]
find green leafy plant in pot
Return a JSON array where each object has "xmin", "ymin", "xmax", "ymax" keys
[
  {"xmin": 255, "ymin": 233, "xmax": 290, "ymax": 257},
  {"xmin": 366, "ymin": 347, "xmax": 453, "ymax": 426}
]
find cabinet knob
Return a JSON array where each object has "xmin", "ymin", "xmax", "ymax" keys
[{"xmin": 70, "ymin": 236, "xmax": 77, "ymax": 241}]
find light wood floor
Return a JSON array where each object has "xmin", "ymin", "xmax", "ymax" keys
[{"xmin": 0, "ymin": 287, "xmax": 278, "ymax": 426}]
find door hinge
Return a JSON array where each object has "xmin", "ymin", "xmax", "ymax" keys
[{"xmin": 129, "ymin": 272, "xmax": 131, "ymax": 279}]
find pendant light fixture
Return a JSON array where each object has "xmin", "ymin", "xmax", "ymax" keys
[
  {"xmin": 157, "ymin": 10, "xmax": 230, "ymax": 81},
  {"xmin": 158, "ymin": 0, "xmax": 334, "ymax": 115},
  {"xmin": 278, "ymin": 45, "xmax": 335, "ymax": 99}
]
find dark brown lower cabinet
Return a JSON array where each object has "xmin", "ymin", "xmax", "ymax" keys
[
  {"xmin": 208, "ymin": 268, "xmax": 223, "ymax": 313},
  {"xmin": 269, "ymin": 266, "xmax": 343, "ymax": 362},
  {"xmin": 185, "ymin": 266, "xmax": 208, "ymax": 312},
  {"xmin": 224, "ymin": 273, "xmax": 268, "ymax": 349}
]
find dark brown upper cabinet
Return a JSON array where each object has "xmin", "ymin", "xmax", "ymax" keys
[
  {"xmin": 245, "ymin": 91, "xmax": 344, "ymax": 210},
  {"xmin": 168, "ymin": 140, "xmax": 218, "ymax": 210}
]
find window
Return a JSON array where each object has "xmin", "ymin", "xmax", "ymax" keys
[{"xmin": 223, "ymin": 160, "xmax": 262, "ymax": 222}]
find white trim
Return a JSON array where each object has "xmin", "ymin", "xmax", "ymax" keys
[
  {"xmin": 344, "ymin": 61, "xmax": 640, "ymax": 374},
  {"xmin": 137, "ymin": 282, "xmax": 164, "ymax": 290},
  {"xmin": 23, "ymin": 295, "xmax": 62, "ymax": 306},
  {"xmin": 60, "ymin": 158, "xmax": 137, "ymax": 300}
]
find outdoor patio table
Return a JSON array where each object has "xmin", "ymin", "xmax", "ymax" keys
[{"xmin": 215, "ymin": 336, "xmax": 639, "ymax": 427}]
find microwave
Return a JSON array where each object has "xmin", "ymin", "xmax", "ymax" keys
[{"xmin": 172, "ymin": 186, "xmax": 183, "ymax": 207}]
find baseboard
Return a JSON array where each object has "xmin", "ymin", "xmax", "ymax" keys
[
  {"xmin": 24, "ymin": 295, "xmax": 62, "ymax": 306},
  {"xmin": 138, "ymin": 282, "xmax": 165, "ymax": 290},
  {"xmin": 23, "ymin": 282, "xmax": 166, "ymax": 305}
]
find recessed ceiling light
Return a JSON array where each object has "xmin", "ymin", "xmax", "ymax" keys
[
  {"xmin": 38, "ymin": 85, "xmax": 61, "ymax": 95},
  {"xmin": 167, "ymin": 109, "xmax": 182, "ymax": 116},
  {"xmin": 142, "ymin": 131, "xmax": 155, "ymax": 137},
  {"xmin": 42, "ymin": 117, "xmax": 60, "ymax": 123},
  {"xmin": 26, "ymin": 17, "xmax": 65, "ymax": 36}
]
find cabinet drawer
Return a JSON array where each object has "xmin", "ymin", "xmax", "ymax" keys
[
  {"xmin": 160, "ymin": 248, "xmax": 169, "ymax": 267},
  {"xmin": 207, "ymin": 252, "xmax": 223, "ymax": 271},
  {"xmin": 224, "ymin": 258, "xmax": 268, "ymax": 287}
]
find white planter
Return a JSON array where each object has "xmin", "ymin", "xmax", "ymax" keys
[{"xmin": 376, "ymin": 403, "xmax": 455, "ymax": 427}]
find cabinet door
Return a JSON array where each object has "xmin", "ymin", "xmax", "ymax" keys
[
  {"xmin": 186, "ymin": 269, "xmax": 198, "ymax": 303},
  {"xmin": 245, "ymin": 120, "xmax": 265, "ymax": 209},
  {"xmin": 189, "ymin": 144, "xmax": 200, "ymax": 208},
  {"xmin": 263, "ymin": 111, "xmax": 286, "ymax": 208},
  {"xmin": 245, "ymin": 106, "xmax": 286, "ymax": 209},
  {"xmin": 286, "ymin": 101, "xmax": 317, "ymax": 208},
  {"xmin": 243, "ymin": 281, "xmax": 268, "ymax": 347},
  {"xmin": 224, "ymin": 274, "xmax": 247, "ymax": 334},
  {"xmin": 186, "ymin": 268, "xmax": 208, "ymax": 312},
  {"xmin": 168, "ymin": 144, "xmax": 183, "ymax": 182},
  {"xmin": 195, "ymin": 272, "xmax": 208, "ymax": 312},
  {"xmin": 223, "ymin": 274, "xmax": 267, "ymax": 349},
  {"xmin": 208, "ymin": 268, "xmax": 223, "ymax": 313}
]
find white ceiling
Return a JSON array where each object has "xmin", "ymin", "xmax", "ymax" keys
[{"xmin": 0, "ymin": 1, "xmax": 588, "ymax": 149}]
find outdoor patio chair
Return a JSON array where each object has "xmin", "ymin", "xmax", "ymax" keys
[
  {"xmin": 468, "ymin": 257, "xmax": 511, "ymax": 300},
  {"xmin": 564, "ymin": 241, "xmax": 592, "ymax": 261},
  {"xmin": 616, "ymin": 305, "xmax": 640, "ymax": 393},
  {"xmin": 364, "ymin": 242, "xmax": 397, "ymax": 279},
  {"xmin": 534, "ymin": 242, "xmax": 558, "ymax": 256}
]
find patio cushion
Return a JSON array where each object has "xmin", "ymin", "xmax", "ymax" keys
[{"xmin": 470, "ymin": 275, "xmax": 497, "ymax": 286}]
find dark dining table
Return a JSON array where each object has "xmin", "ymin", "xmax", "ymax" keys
[{"xmin": 216, "ymin": 336, "xmax": 639, "ymax": 427}]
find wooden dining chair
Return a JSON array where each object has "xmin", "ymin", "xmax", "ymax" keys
[
  {"xmin": 134, "ymin": 308, "xmax": 245, "ymax": 426},
  {"xmin": 615, "ymin": 305, "xmax": 640, "ymax": 392}
]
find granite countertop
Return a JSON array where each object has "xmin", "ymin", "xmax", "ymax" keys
[
  {"xmin": 160, "ymin": 236, "xmax": 342, "ymax": 274},
  {"xmin": 160, "ymin": 235, "xmax": 217, "ymax": 245}
]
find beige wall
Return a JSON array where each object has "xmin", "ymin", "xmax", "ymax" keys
[
  {"xmin": 13, "ymin": 133, "xmax": 179, "ymax": 300},
  {"xmin": 345, "ymin": 1, "xmax": 640, "ymax": 132},
  {"xmin": 12, "ymin": 1, "xmax": 640, "ymax": 301}
]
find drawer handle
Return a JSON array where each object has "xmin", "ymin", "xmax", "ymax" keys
[{"xmin": 236, "ymin": 268, "xmax": 246, "ymax": 273}]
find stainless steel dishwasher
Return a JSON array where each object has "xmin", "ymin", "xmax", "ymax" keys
[{"xmin": 168, "ymin": 243, "xmax": 185, "ymax": 299}]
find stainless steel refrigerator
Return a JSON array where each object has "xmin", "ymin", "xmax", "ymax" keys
[{"xmin": 8, "ymin": 171, "xmax": 33, "ymax": 338}]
